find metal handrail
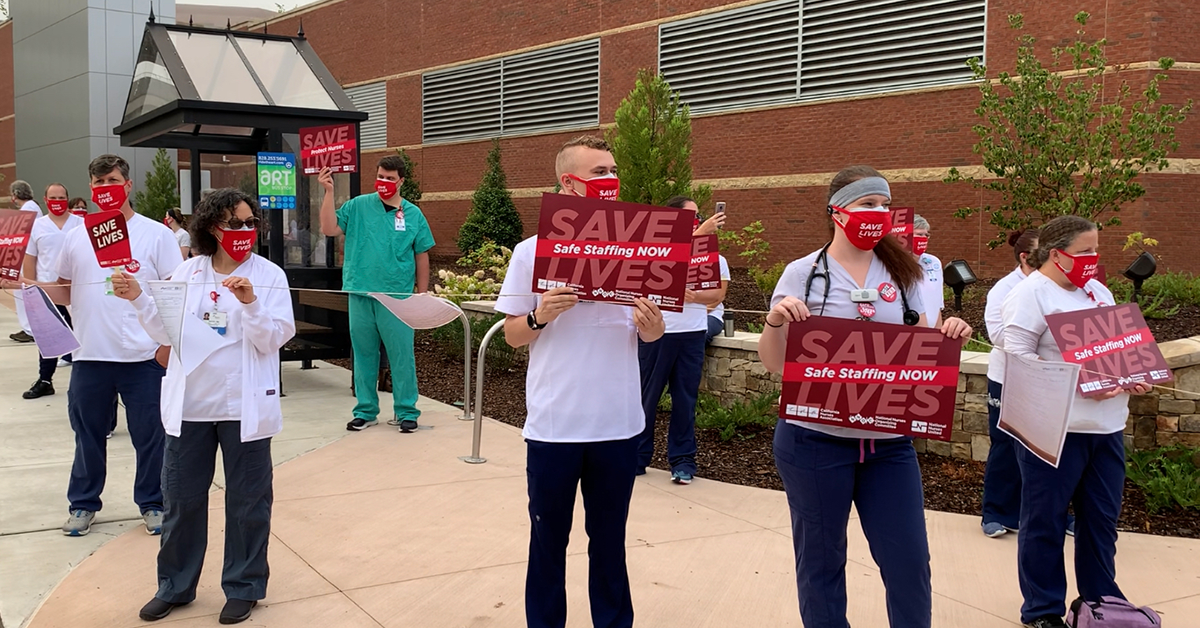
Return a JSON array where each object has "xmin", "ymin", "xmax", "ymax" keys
[
  {"xmin": 460, "ymin": 318, "xmax": 505, "ymax": 464},
  {"xmin": 455, "ymin": 310, "xmax": 472, "ymax": 422}
]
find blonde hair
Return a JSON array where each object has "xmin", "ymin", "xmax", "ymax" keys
[{"xmin": 555, "ymin": 135, "xmax": 611, "ymax": 178}]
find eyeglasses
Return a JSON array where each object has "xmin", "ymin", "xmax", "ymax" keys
[{"xmin": 220, "ymin": 217, "xmax": 260, "ymax": 230}]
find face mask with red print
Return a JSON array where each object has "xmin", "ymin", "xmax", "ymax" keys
[
  {"xmin": 219, "ymin": 228, "xmax": 257, "ymax": 263},
  {"xmin": 91, "ymin": 183, "xmax": 129, "ymax": 212},
  {"xmin": 831, "ymin": 206, "xmax": 892, "ymax": 251},
  {"xmin": 46, "ymin": 199, "xmax": 70, "ymax": 216},
  {"xmin": 1055, "ymin": 249, "xmax": 1100, "ymax": 289},
  {"xmin": 566, "ymin": 173, "xmax": 620, "ymax": 201},
  {"xmin": 913, "ymin": 235, "xmax": 929, "ymax": 256},
  {"xmin": 375, "ymin": 178, "xmax": 399, "ymax": 201}
]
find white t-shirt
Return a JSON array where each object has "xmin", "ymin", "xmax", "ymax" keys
[
  {"xmin": 771, "ymin": 248, "xmax": 926, "ymax": 440},
  {"xmin": 26, "ymin": 214, "xmax": 84, "ymax": 282},
  {"xmin": 494, "ymin": 236, "xmax": 644, "ymax": 443},
  {"xmin": 985, "ymin": 266, "xmax": 1028, "ymax": 383},
  {"xmin": 999, "ymin": 271, "xmax": 1127, "ymax": 434},
  {"xmin": 19, "ymin": 200, "xmax": 40, "ymax": 213},
  {"xmin": 55, "ymin": 212, "xmax": 184, "ymax": 362},
  {"xmin": 175, "ymin": 228, "xmax": 191, "ymax": 249},
  {"xmin": 709, "ymin": 255, "xmax": 732, "ymax": 322},
  {"xmin": 918, "ymin": 253, "xmax": 944, "ymax": 328}
]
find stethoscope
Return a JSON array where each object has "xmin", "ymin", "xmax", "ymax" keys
[{"xmin": 803, "ymin": 243, "xmax": 921, "ymax": 326}]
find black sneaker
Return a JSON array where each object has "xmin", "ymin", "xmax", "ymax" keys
[
  {"xmin": 398, "ymin": 419, "xmax": 418, "ymax": 433},
  {"xmin": 139, "ymin": 597, "xmax": 188, "ymax": 621},
  {"xmin": 22, "ymin": 380, "xmax": 54, "ymax": 399},
  {"xmin": 9, "ymin": 330, "xmax": 33, "ymax": 343},
  {"xmin": 1025, "ymin": 615, "xmax": 1067, "ymax": 628},
  {"xmin": 219, "ymin": 599, "xmax": 257, "ymax": 624},
  {"xmin": 346, "ymin": 417, "xmax": 378, "ymax": 431}
]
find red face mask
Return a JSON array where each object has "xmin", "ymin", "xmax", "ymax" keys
[
  {"xmin": 913, "ymin": 235, "xmax": 929, "ymax": 256},
  {"xmin": 375, "ymin": 178, "xmax": 398, "ymax": 201},
  {"xmin": 219, "ymin": 228, "xmax": 257, "ymax": 263},
  {"xmin": 567, "ymin": 173, "xmax": 620, "ymax": 201},
  {"xmin": 1055, "ymin": 250, "xmax": 1100, "ymax": 289},
  {"xmin": 71, "ymin": 206, "xmax": 88, "ymax": 217},
  {"xmin": 92, "ymin": 183, "xmax": 129, "ymax": 212},
  {"xmin": 46, "ymin": 199, "xmax": 70, "ymax": 216},
  {"xmin": 832, "ymin": 206, "xmax": 892, "ymax": 251}
]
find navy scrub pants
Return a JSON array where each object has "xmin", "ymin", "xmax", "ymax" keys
[
  {"xmin": 773, "ymin": 421, "xmax": 932, "ymax": 628},
  {"xmin": 1016, "ymin": 431, "xmax": 1125, "ymax": 623},
  {"xmin": 67, "ymin": 360, "xmax": 166, "ymax": 513},
  {"xmin": 36, "ymin": 305, "xmax": 72, "ymax": 382},
  {"xmin": 525, "ymin": 438, "xmax": 637, "ymax": 628},
  {"xmin": 636, "ymin": 331, "xmax": 705, "ymax": 475},
  {"xmin": 157, "ymin": 422, "xmax": 273, "ymax": 604},
  {"xmin": 981, "ymin": 379, "xmax": 1022, "ymax": 529}
]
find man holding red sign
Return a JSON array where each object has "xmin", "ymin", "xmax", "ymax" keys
[
  {"xmin": 50, "ymin": 154, "xmax": 183, "ymax": 537},
  {"xmin": 495, "ymin": 136, "xmax": 664, "ymax": 628}
]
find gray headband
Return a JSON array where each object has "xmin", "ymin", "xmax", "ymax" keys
[{"xmin": 829, "ymin": 177, "xmax": 891, "ymax": 210}]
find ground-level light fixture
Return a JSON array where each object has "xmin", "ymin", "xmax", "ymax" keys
[
  {"xmin": 1123, "ymin": 251, "xmax": 1157, "ymax": 303},
  {"xmin": 943, "ymin": 259, "xmax": 978, "ymax": 310}
]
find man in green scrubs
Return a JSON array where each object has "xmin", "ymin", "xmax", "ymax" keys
[{"xmin": 318, "ymin": 156, "xmax": 435, "ymax": 433}]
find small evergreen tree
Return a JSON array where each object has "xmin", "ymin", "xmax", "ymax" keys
[
  {"xmin": 607, "ymin": 69, "xmax": 711, "ymax": 208},
  {"xmin": 398, "ymin": 149, "xmax": 422, "ymax": 204},
  {"xmin": 458, "ymin": 139, "xmax": 523, "ymax": 254},
  {"xmin": 133, "ymin": 148, "xmax": 180, "ymax": 221}
]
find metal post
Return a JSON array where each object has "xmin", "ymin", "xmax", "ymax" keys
[
  {"xmin": 457, "ymin": 310, "xmax": 472, "ymax": 421},
  {"xmin": 460, "ymin": 319, "xmax": 504, "ymax": 464}
]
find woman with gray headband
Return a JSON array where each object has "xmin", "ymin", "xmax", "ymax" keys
[{"xmin": 758, "ymin": 165, "xmax": 973, "ymax": 628}]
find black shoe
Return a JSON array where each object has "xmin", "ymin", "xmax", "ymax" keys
[
  {"xmin": 22, "ymin": 380, "xmax": 54, "ymax": 399},
  {"xmin": 1024, "ymin": 615, "xmax": 1067, "ymax": 628},
  {"xmin": 139, "ymin": 597, "xmax": 188, "ymax": 621},
  {"xmin": 9, "ymin": 330, "xmax": 33, "ymax": 343},
  {"xmin": 219, "ymin": 599, "xmax": 257, "ymax": 624},
  {"xmin": 398, "ymin": 419, "xmax": 419, "ymax": 433},
  {"xmin": 346, "ymin": 417, "xmax": 377, "ymax": 431}
]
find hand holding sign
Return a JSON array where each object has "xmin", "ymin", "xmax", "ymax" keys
[
  {"xmin": 110, "ymin": 270, "xmax": 142, "ymax": 301},
  {"xmin": 632, "ymin": 297, "xmax": 665, "ymax": 341},
  {"xmin": 84, "ymin": 210, "xmax": 132, "ymax": 269},
  {"xmin": 766, "ymin": 296, "xmax": 812, "ymax": 327},
  {"xmin": 535, "ymin": 286, "xmax": 579, "ymax": 325}
]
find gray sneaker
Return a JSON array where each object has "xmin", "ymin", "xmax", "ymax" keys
[
  {"xmin": 143, "ymin": 509, "xmax": 163, "ymax": 535},
  {"xmin": 62, "ymin": 509, "xmax": 95, "ymax": 536}
]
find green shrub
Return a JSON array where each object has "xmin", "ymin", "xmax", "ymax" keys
[
  {"xmin": 433, "ymin": 241, "xmax": 511, "ymax": 305},
  {"xmin": 746, "ymin": 321, "xmax": 764, "ymax": 334},
  {"xmin": 1127, "ymin": 445, "xmax": 1200, "ymax": 513},
  {"xmin": 657, "ymin": 391, "xmax": 672, "ymax": 412},
  {"xmin": 695, "ymin": 392, "xmax": 779, "ymax": 441},
  {"xmin": 458, "ymin": 139, "xmax": 523, "ymax": 254},
  {"xmin": 749, "ymin": 261, "xmax": 786, "ymax": 297},
  {"xmin": 1144, "ymin": 272, "xmax": 1200, "ymax": 306},
  {"xmin": 964, "ymin": 332, "xmax": 991, "ymax": 353}
]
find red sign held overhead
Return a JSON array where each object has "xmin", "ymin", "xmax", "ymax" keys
[
  {"xmin": 686, "ymin": 234, "xmax": 721, "ymax": 290},
  {"xmin": 0, "ymin": 209, "xmax": 36, "ymax": 281},
  {"xmin": 1046, "ymin": 303, "xmax": 1173, "ymax": 397},
  {"xmin": 84, "ymin": 210, "xmax": 132, "ymax": 269},
  {"xmin": 532, "ymin": 193, "xmax": 695, "ymax": 312},
  {"xmin": 780, "ymin": 317, "xmax": 961, "ymax": 441},
  {"xmin": 299, "ymin": 123, "xmax": 358, "ymax": 175}
]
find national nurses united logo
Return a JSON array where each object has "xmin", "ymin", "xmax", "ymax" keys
[{"xmin": 125, "ymin": 259, "xmax": 141, "ymax": 273}]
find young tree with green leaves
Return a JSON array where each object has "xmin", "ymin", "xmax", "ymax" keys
[
  {"xmin": 133, "ymin": 148, "xmax": 180, "ymax": 222},
  {"xmin": 946, "ymin": 12, "xmax": 1192, "ymax": 248},
  {"xmin": 458, "ymin": 139, "xmax": 523, "ymax": 254},
  {"xmin": 397, "ymin": 149, "xmax": 422, "ymax": 204},
  {"xmin": 607, "ymin": 68, "xmax": 711, "ymax": 208}
]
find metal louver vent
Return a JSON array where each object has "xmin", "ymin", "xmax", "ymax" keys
[
  {"xmin": 800, "ymin": 0, "xmax": 986, "ymax": 97},
  {"xmin": 659, "ymin": 0, "xmax": 801, "ymax": 113},
  {"xmin": 345, "ymin": 82, "xmax": 388, "ymax": 150},
  {"xmin": 422, "ymin": 40, "xmax": 600, "ymax": 144}
]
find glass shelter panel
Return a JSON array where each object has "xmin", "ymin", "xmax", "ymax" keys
[
  {"xmin": 168, "ymin": 31, "xmax": 268, "ymax": 105},
  {"xmin": 238, "ymin": 39, "xmax": 338, "ymax": 110},
  {"xmin": 124, "ymin": 37, "xmax": 179, "ymax": 122}
]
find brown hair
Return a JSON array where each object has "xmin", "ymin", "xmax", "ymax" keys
[
  {"xmin": 68, "ymin": 197, "xmax": 87, "ymax": 209},
  {"xmin": 88, "ymin": 154, "xmax": 130, "ymax": 181},
  {"xmin": 826, "ymin": 165, "xmax": 922, "ymax": 290},
  {"xmin": 665, "ymin": 196, "xmax": 694, "ymax": 209},
  {"xmin": 1028, "ymin": 216, "xmax": 1096, "ymax": 269},
  {"xmin": 555, "ymin": 135, "xmax": 611, "ymax": 176},
  {"xmin": 377, "ymin": 155, "xmax": 407, "ymax": 178},
  {"xmin": 1009, "ymin": 228, "xmax": 1039, "ymax": 265},
  {"xmin": 166, "ymin": 207, "xmax": 187, "ymax": 227}
]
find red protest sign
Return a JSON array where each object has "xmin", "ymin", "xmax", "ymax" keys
[
  {"xmin": 0, "ymin": 209, "xmax": 36, "ymax": 281},
  {"xmin": 1046, "ymin": 303, "xmax": 1172, "ymax": 397},
  {"xmin": 686, "ymin": 234, "xmax": 721, "ymax": 290},
  {"xmin": 299, "ymin": 123, "xmax": 358, "ymax": 175},
  {"xmin": 532, "ymin": 193, "xmax": 694, "ymax": 312},
  {"xmin": 780, "ymin": 317, "xmax": 961, "ymax": 440},
  {"xmin": 84, "ymin": 210, "xmax": 132, "ymax": 269},
  {"xmin": 890, "ymin": 206, "xmax": 915, "ymax": 252}
]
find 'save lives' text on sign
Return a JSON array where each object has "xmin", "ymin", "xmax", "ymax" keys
[{"xmin": 1046, "ymin": 303, "xmax": 1173, "ymax": 397}]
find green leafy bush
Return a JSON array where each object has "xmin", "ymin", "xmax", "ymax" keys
[
  {"xmin": 433, "ymin": 241, "xmax": 511, "ymax": 305},
  {"xmin": 695, "ymin": 392, "xmax": 779, "ymax": 441},
  {"xmin": 1127, "ymin": 446, "xmax": 1200, "ymax": 513},
  {"xmin": 133, "ymin": 148, "xmax": 180, "ymax": 221},
  {"xmin": 458, "ymin": 139, "xmax": 523, "ymax": 254}
]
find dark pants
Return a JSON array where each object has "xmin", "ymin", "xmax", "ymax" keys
[
  {"xmin": 982, "ymin": 379, "xmax": 1022, "ymax": 529},
  {"xmin": 157, "ymin": 422, "xmax": 273, "ymax": 603},
  {"xmin": 36, "ymin": 305, "xmax": 72, "ymax": 382},
  {"xmin": 705, "ymin": 315, "xmax": 722, "ymax": 344},
  {"xmin": 67, "ymin": 360, "xmax": 166, "ymax": 512},
  {"xmin": 773, "ymin": 421, "xmax": 931, "ymax": 628},
  {"xmin": 526, "ymin": 438, "xmax": 637, "ymax": 628},
  {"xmin": 637, "ymin": 331, "xmax": 705, "ymax": 475},
  {"xmin": 1017, "ymin": 431, "xmax": 1125, "ymax": 623}
]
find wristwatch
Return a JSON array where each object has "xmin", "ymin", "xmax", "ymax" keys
[{"xmin": 527, "ymin": 310, "xmax": 548, "ymax": 330}]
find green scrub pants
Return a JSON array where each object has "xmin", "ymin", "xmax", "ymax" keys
[{"xmin": 349, "ymin": 294, "xmax": 420, "ymax": 422}]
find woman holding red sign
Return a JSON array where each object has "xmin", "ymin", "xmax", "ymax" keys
[
  {"xmin": 758, "ymin": 165, "xmax": 972, "ymax": 628},
  {"xmin": 998, "ymin": 215, "xmax": 1152, "ymax": 628}
]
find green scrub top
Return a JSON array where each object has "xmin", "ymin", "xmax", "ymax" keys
[{"xmin": 336, "ymin": 194, "xmax": 436, "ymax": 294}]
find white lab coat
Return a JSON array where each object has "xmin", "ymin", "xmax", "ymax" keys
[{"xmin": 131, "ymin": 254, "xmax": 296, "ymax": 442}]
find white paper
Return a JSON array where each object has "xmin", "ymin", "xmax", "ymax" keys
[
  {"xmin": 999, "ymin": 352, "xmax": 1080, "ymax": 468},
  {"xmin": 22, "ymin": 285, "xmax": 79, "ymax": 358},
  {"xmin": 370, "ymin": 293, "xmax": 462, "ymax": 330},
  {"xmin": 146, "ymin": 281, "xmax": 187, "ymax": 361}
]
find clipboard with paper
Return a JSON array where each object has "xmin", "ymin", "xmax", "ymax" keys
[{"xmin": 998, "ymin": 351, "xmax": 1080, "ymax": 468}]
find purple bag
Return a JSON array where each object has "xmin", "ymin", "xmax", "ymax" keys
[{"xmin": 1067, "ymin": 596, "xmax": 1162, "ymax": 627}]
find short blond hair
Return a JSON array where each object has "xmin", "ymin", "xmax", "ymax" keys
[{"xmin": 555, "ymin": 135, "xmax": 611, "ymax": 178}]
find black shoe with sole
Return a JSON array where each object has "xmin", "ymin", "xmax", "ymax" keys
[
  {"xmin": 398, "ymin": 419, "xmax": 419, "ymax": 433},
  {"xmin": 139, "ymin": 597, "xmax": 188, "ymax": 621},
  {"xmin": 1024, "ymin": 615, "xmax": 1067, "ymax": 628},
  {"xmin": 23, "ymin": 380, "xmax": 54, "ymax": 399},
  {"xmin": 346, "ymin": 417, "xmax": 377, "ymax": 431},
  {"xmin": 219, "ymin": 599, "xmax": 257, "ymax": 624},
  {"xmin": 9, "ymin": 330, "xmax": 33, "ymax": 343}
]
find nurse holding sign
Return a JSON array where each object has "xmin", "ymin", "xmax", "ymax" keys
[{"xmin": 757, "ymin": 166, "xmax": 972, "ymax": 628}]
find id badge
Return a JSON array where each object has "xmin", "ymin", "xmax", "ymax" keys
[
  {"xmin": 203, "ymin": 311, "xmax": 228, "ymax": 336},
  {"xmin": 395, "ymin": 213, "xmax": 406, "ymax": 231}
]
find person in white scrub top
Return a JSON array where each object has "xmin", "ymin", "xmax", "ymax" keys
[
  {"xmin": 912, "ymin": 214, "xmax": 944, "ymax": 328},
  {"xmin": 9, "ymin": 179, "xmax": 39, "ymax": 343}
]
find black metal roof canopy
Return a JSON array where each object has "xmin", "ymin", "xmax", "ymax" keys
[{"xmin": 115, "ymin": 15, "xmax": 367, "ymax": 153}]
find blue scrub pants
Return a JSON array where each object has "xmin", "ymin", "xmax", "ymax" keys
[
  {"xmin": 637, "ymin": 331, "xmax": 705, "ymax": 475},
  {"xmin": 67, "ymin": 360, "xmax": 166, "ymax": 513},
  {"xmin": 982, "ymin": 379, "xmax": 1022, "ymax": 529},
  {"xmin": 705, "ymin": 315, "xmax": 722, "ymax": 343},
  {"xmin": 1017, "ymin": 431, "xmax": 1125, "ymax": 623},
  {"xmin": 773, "ymin": 421, "xmax": 931, "ymax": 628},
  {"xmin": 525, "ymin": 438, "xmax": 637, "ymax": 628}
]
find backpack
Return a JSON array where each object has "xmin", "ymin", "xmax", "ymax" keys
[{"xmin": 1067, "ymin": 597, "xmax": 1162, "ymax": 627}]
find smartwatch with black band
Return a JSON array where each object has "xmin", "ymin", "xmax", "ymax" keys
[{"xmin": 527, "ymin": 310, "xmax": 548, "ymax": 330}]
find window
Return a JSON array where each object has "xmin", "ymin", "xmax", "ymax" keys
[
  {"xmin": 658, "ymin": 0, "xmax": 986, "ymax": 113},
  {"xmin": 422, "ymin": 40, "xmax": 600, "ymax": 144},
  {"xmin": 345, "ymin": 82, "xmax": 388, "ymax": 150}
]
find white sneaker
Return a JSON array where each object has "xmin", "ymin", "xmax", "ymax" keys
[{"xmin": 57, "ymin": 358, "xmax": 72, "ymax": 368}]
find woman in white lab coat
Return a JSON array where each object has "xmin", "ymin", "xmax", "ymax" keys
[{"xmin": 111, "ymin": 188, "xmax": 295, "ymax": 625}]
